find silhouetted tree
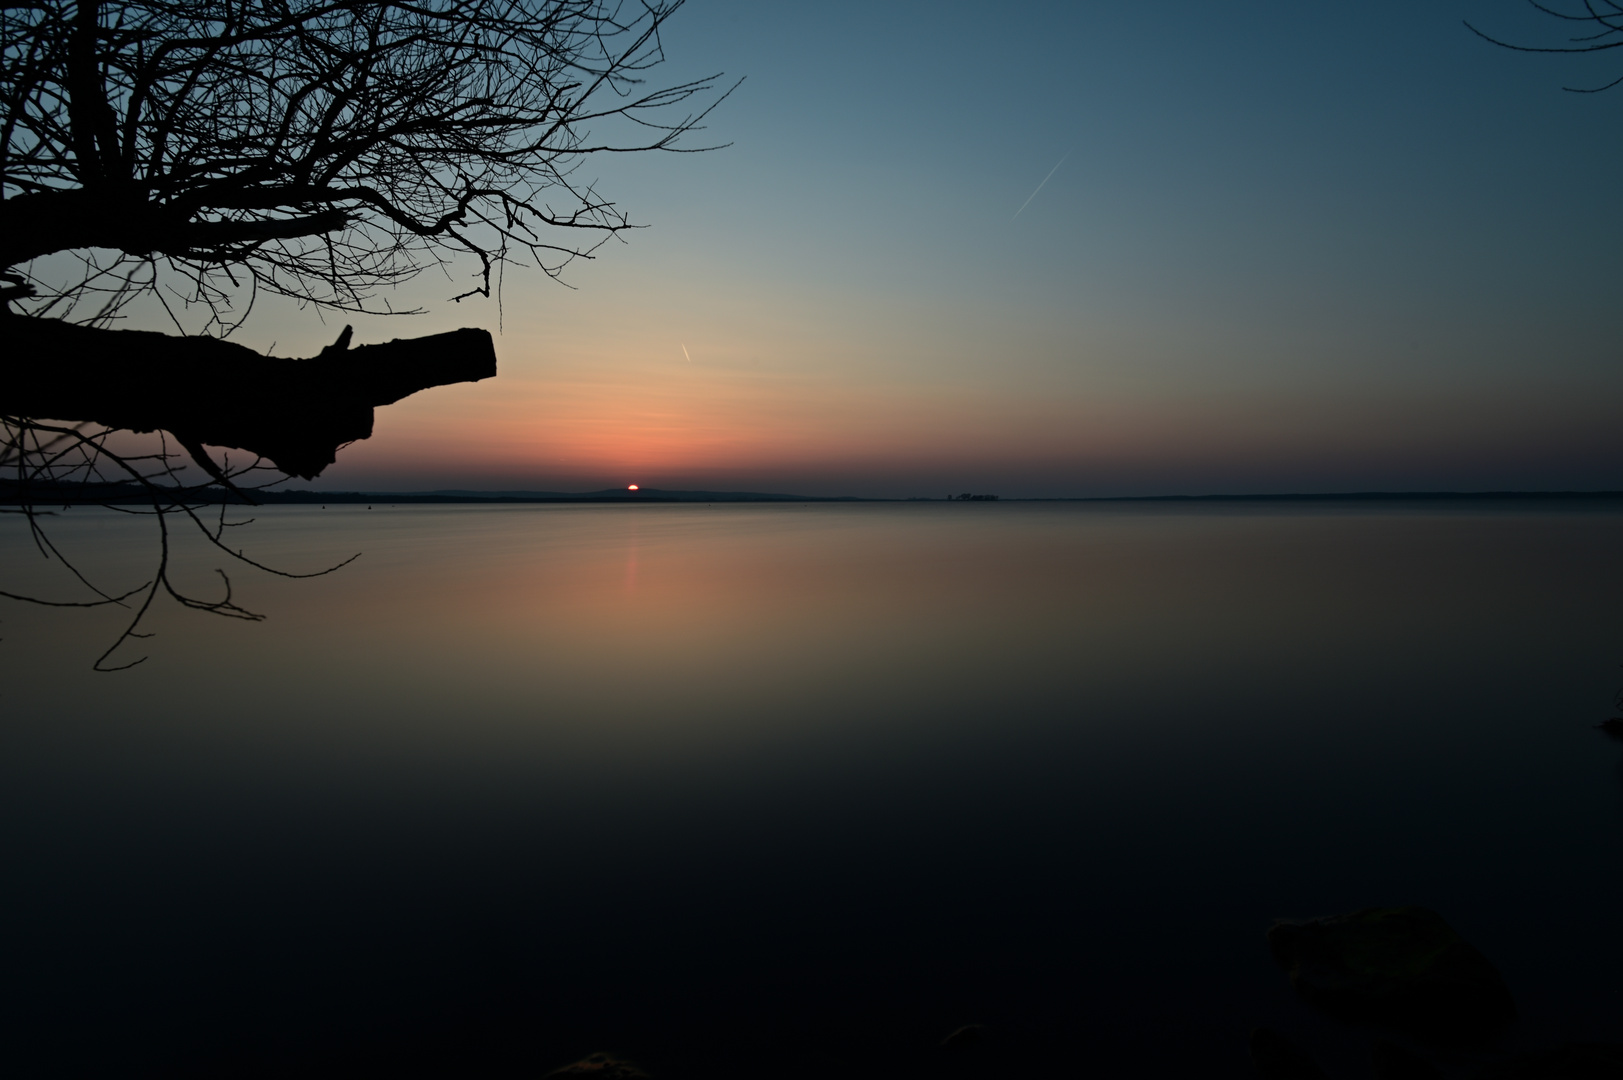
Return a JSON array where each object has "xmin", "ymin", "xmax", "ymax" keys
[
  {"xmin": 1467, "ymin": 1, "xmax": 1623, "ymax": 92},
  {"xmin": 1, "ymin": 0, "xmax": 731, "ymax": 666}
]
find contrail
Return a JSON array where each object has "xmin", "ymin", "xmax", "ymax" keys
[
  {"xmin": 1013, "ymin": 152, "xmax": 1070, "ymax": 219},
  {"xmin": 681, "ymin": 343, "xmax": 691, "ymax": 362}
]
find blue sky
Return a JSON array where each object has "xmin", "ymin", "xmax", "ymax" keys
[{"xmin": 246, "ymin": 0, "xmax": 1623, "ymax": 496}]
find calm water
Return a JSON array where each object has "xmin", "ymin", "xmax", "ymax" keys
[{"xmin": 3, "ymin": 501, "xmax": 1622, "ymax": 1077}]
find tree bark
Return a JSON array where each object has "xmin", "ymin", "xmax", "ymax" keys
[
  {"xmin": 1, "ymin": 316, "xmax": 497, "ymax": 479},
  {"xmin": 0, "ymin": 188, "xmax": 355, "ymax": 267}
]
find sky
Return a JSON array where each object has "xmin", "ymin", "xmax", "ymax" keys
[{"xmin": 223, "ymin": 1, "xmax": 1623, "ymax": 497}]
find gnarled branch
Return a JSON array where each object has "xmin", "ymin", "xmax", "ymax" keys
[{"xmin": 0, "ymin": 317, "xmax": 496, "ymax": 478}]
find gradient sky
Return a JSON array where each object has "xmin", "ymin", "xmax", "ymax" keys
[{"xmin": 210, "ymin": 1, "xmax": 1623, "ymax": 496}]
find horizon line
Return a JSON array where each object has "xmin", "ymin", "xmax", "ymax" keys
[
  {"xmin": 255, "ymin": 486, "xmax": 1623, "ymax": 505},
  {"xmin": 10, "ymin": 481, "xmax": 1623, "ymax": 506}
]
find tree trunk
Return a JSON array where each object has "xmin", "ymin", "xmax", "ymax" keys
[{"xmin": 1, "ymin": 316, "xmax": 496, "ymax": 479}]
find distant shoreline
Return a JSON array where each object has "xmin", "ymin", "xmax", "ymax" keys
[
  {"xmin": 1046, "ymin": 490, "xmax": 1623, "ymax": 504},
  {"xmin": 263, "ymin": 489, "xmax": 1623, "ymax": 505},
  {"xmin": 7, "ymin": 483, "xmax": 1623, "ymax": 506}
]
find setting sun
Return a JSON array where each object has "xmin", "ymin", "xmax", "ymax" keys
[{"xmin": 627, "ymin": 484, "xmax": 639, "ymax": 491}]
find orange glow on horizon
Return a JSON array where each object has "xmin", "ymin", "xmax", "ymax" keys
[{"xmin": 317, "ymin": 318, "xmax": 1623, "ymax": 498}]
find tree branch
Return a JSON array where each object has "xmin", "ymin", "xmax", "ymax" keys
[{"xmin": 0, "ymin": 316, "xmax": 496, "ymax": 478}]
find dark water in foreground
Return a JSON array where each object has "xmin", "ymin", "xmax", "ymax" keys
[{"xmin": 3, "ymin": 501, "xmax": 1622, "ymax": 1077}]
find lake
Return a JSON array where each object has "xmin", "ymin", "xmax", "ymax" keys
[{"xmin": 3, "ymin": 500, "xmax": 1621, "ymax": 1077}]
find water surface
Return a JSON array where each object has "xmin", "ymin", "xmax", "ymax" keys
[{"xmin": 3, "ymin": 501, "xmax": 1621, "ymax": 1076}]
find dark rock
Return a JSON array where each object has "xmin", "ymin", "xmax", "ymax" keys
[
  {"xmin": 1267, "ymin": 907, "xmax": 1515, "ymax": 1037},
  {"xmin": 1249, "ymin": 1027, "xmax": 1328, "ymax": 1079},
  {"xmin": 1472, "ymin": 1042, "xmax": 1623, "ymax": 1078},
  {"xmin": 1596, "ymin": 718, "xmax": 1623, "ymax": 742},
  {"xmin": 1374, "ymin": 1039, "xmax": 1444, "ymax": 1079},
  {"xmin": 543, "ymin": 1051, "xmax": 651, "ymax": 1078}
]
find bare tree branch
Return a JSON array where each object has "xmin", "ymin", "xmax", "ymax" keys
[
  {"xmin": 3, "ymin": 0, "xmax": 732, "ymax": 318},
  {"xmin": 0, "ymin": 0, "xmax": 729, "ymax": 665},
  {"xmin": 1467, "ymin": 1, "xmax": 1623, "ymax": 91},
  {"xmin": 3, "ymin": 315, "xmax": 497, "ymax": 476}
]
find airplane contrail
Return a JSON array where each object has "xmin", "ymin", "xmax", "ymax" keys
[
  {"xmin": 681, "ymin": 343, "xmax": 692, "ymax": 362},
  {"xmin": 1013, "ymin": 152, "xmax": 1070, "ymax": 219}
]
